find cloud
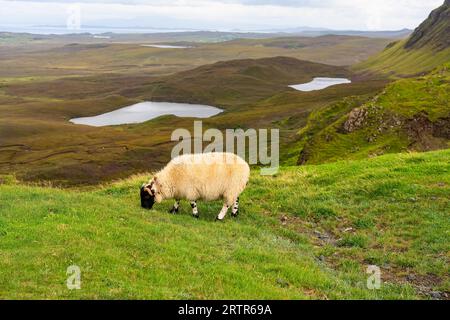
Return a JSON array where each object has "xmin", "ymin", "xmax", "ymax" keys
[
  {"xmin": 0, "ymin": 0, "xmax": 444, "ymax": 31},
  {"xmin": 2, "ymin": 0, "xmax": 322, "ymax": 5},
  {"xmin": 3, "ymin": 0, "xmax": 442, "ymax": 7}
]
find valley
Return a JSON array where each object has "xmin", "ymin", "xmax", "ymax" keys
[{"xmin": 0, "ymin": 36, "xmax": 388, "ymax": 185}]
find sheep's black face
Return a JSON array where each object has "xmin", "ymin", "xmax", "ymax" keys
[{"xmin": 140, "ymin": 186, "xmax": 155, "ymax": 210}]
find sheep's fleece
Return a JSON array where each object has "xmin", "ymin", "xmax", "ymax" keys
[{"xmin": 142, "ymin": 153, "xmax": 250, "ymax": 220}]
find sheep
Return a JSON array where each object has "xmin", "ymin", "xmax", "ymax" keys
[{"xmin": 140, "ymin": 152, "xmax": 250, "ymax": 221}]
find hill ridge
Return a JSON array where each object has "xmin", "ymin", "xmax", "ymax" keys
[
  {"xmin": 353, "ymin": 1, "xmax": 450, "ymax": 77},
  {"xmin": 131, "ymin": 56, "xmax": 350, "ymax": 107}
]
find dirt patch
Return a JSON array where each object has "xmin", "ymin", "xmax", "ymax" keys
[
  {"xmin": 382, "ymin": 266, "xmax": 449, "ymax": 300},
  {"xmin": 405, "ymin": 112, "xmax": 450, "ymax": 151}
]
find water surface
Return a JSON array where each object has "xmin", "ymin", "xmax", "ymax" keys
[
  {"xmin": 70, "ymin": 102, "xmax": 222, "ymax": 127},
  {"xmin": 141, "ymin": 44, "xmax": 192, "ymax": 49},
  {"xmin": 289, "ymin": 77, "xmax": 351, "ymax": 92}
]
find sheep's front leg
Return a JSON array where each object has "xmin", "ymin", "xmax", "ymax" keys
[
  {"xmin": 169, "ymin": 200, "xmax": 180, "ymax": 214},
  {"xmin": 231, "ymin": 197, "xmax": 240, "ymax": 218},
  {"xmin": 191, "ymin": 201, "xmax": 199, "ymax": 219},
  {"xmin": 216, "ymin": 204, "xmax": 230, "ymax": 221}
]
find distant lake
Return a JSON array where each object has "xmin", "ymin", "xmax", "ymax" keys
[
  {"xmin": 70, "ymin": 102, "xmax": 223, "ymax": 127},
  {"xmin": 289, "ymin": 77, "xmax": 351, "ymax": 91},
  {"xmin": 93, "ymin": 35, "xmax": 111, "ymax": 39},
  {"xmin": 141, "ymin": 44, "xmax": 192, "ymax": 49}
]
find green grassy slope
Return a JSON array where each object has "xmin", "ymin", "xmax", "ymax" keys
[
  {"xmin": 1, "ymin": 150, "xmax": 448, "ymax": 299},
  {"xmin": 353, "ymin": 40, "xmax": 450, "ymax": 77},
  {"xmin": 298, "ymin": 63, "xmax": 450, "ymax": 165}
]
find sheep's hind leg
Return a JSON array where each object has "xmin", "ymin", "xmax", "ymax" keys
[
  {"xmin": 169, "ymin": 200, "xmax": 180, "ymax": 214},
  {"xmin": 231, "ymin": 197, "xmax": 240, "ymax": 218},
  {"xmin": 191, "ymin": 201, "xmax": 199, "ymax": 219},
  {"xmin": 216, "ymin": 204, "xmax": 230, "ymax": 222}
]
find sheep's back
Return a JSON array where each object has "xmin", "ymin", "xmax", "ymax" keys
[{"xmin": 167, "ymin": 153, "xmax": 250, "ymax": 201}]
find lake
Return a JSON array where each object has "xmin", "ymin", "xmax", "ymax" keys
[
  {"xmin": 70, "ymin": 102, "xmax": 223, "ymax": 127},
  {"xmin": 141, "ymin": 44, "xmax": 192, "ymax": 49},
  {"xmin": 289, "ymin": 77, "xmax": 351, "ymax": 91}
]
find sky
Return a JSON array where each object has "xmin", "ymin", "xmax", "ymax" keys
[{"xmin": 0, "ymin": 0, "xmax": 444, "ymax": 32}]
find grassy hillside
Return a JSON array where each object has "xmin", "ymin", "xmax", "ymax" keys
[
  {"xmin": 298, "ymin": 63, "xmax": 450, "ymax": 165},
  {"xmin": 354, "ymin": 1, "xmax": 450, "ymax": 77},
  {"xmin": 353, "ymin": 40, "xmax": 450, "ymax": 77},
  {"xmin": 0, "ymin": 150, "xmax": 448, "ymax": 299}
]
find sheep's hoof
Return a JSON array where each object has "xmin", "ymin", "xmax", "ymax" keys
[
  {"xmin": 232, "ymin": 211, "xmax": 239, "ymax": 218},
  {"xmin": 215, "ymin": 217, "xmax": 224, "ymax": 222},
  {"xmin": 169, "ymin": 208, "xmax": 179, "ymax": 215},
  {"xmin": 192, "ymin": 214, "xmax": 199, "ymax": 219}
]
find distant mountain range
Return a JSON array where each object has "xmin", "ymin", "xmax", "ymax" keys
[
  {"xmin": 259, "ymin": 27, "xmax": 412, "ymax": 39},
  {"xmin": 1, "ymin": 24, "xmax": 412, "ymax": 39}
]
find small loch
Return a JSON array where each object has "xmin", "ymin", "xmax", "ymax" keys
[
  {"xmin": 70, "ymin": 102, "xmax": 223, "ymax": 127},
  {"xmin": 141, "ymin": 44, "xmax": 192, "ymax": 49},
  {"xmin": 289, "ymin": 77, "xmax": 351, "ymax": 92}
]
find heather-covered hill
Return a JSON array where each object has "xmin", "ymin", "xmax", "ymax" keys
[{"xmin": 125, "ymin": 56, "xmax": 350, "ymax": 107}]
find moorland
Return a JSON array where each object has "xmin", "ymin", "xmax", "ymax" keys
[{"xmin": 0, "ymin": 32, "xmax": 392, "ymax": 185}]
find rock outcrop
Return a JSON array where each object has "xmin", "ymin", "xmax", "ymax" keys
[{"xmin": 342, "ymin": 108, "xmax": 368, "ymax": 133}]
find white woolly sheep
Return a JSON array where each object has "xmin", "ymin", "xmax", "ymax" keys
[{"xmin": 140, "ymin": 152, "xmax": 250, "ymax": 221}]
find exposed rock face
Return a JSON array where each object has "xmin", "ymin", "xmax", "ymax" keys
[
  {"xmin": 342, "ymin": 108, "xmax": 368, "ymax": 133},
  {"xmin": 405, "ymin": 0, "xmax": 450, "ymax": 51}
]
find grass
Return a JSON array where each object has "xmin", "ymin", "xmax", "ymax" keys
[
  {"xmin": 0, "ymin": 149, "xmax": 449, "ymax": 299},
  {"xmin": 376, "ymin": 63, "xmax": 450, "ymax": 120}
]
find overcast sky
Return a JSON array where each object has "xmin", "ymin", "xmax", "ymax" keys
[{"xmin": 0, "ymin": 0, "xmax": 444, "ymax": 31}]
